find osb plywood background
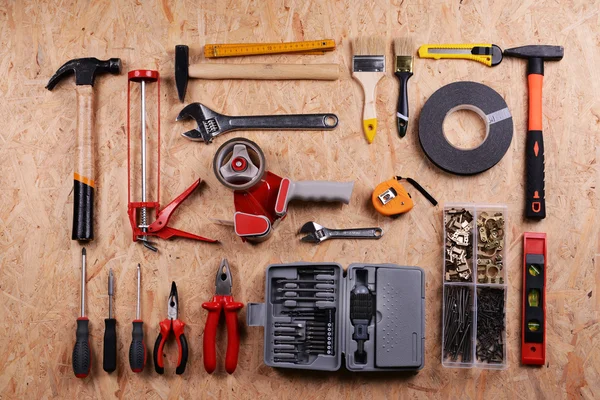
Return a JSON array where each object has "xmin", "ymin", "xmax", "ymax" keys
[{"xmin": 1, "ymin": 0, "xmax": 598, "ymax": 399}]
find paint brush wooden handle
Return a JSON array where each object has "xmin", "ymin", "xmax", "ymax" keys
[
  {"xmin": 352, "ymin": 71, "xmax": 385, "ymax": 143},
  {"xmin": 188, "ymin": 63, "xmax": 339, "ymax": 80}
]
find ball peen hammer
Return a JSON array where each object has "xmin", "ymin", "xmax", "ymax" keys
[
  {"xmin": 46, "ymin": 57, "xmax": 122, "ymax": 241},
  {"xmin": 174, "ymin": 45, "xmax": 339, "ymax": 102},
  {"xmin": 503, "ymin": 45, "xmax": 563, "ymax": 220}
]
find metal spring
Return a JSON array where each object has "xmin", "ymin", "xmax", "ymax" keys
[{"xmin": 140, "ymin": 207, "xmax": 148, "ymax": 229}]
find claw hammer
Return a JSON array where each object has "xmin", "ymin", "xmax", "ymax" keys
[
  {"xmin": 46, "ymin": 57, "xmax": 122, "ymax": 240},
  {"xmin": 504, "ymin": 45, "xmax": 563, "ymax": 220}
]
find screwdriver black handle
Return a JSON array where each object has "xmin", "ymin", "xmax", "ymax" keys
[
  {"xmin": 129, "ymin": 320, "xmax": 146, "ymax": 373},
  {"xmin": 103, "ymin": 318, "xmax": 117, "ymax": 373},
  {"xmin": 73, "ymin": 317, "xmax": 91, "ymax": 378}
]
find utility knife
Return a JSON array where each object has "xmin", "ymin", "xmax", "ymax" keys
[{"xmin": 418, "ymin": 44, "xmax": 503, "ymax": 67}]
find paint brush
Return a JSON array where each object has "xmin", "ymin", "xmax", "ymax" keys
[
  {"xmin": 352, "ymin": 36, "xmax": 386, "ymax": 144},
  {"xmin": 394, "ymin": 37, "xmax": 414, "ymax": 138}
]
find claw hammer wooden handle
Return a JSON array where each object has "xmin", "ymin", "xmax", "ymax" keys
[
  {"xmin": 188, "ymin": 63, "xmax": 340, "ymax": 80},
  {"xmin": 74, "ymin": 86, "xmax": 95, "ymax": 241}
]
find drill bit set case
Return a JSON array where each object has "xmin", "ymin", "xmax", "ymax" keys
[{"xmin": 247, "ymin": 262, "xmax": 425, "ymax": 371}]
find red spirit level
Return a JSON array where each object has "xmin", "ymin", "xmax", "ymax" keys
[{"xmin": 521, "ymin": 232, "xmax": 547, "ymax": 365}]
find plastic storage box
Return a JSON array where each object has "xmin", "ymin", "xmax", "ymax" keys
[
  {"xmin": 247, "ymin": 262, "xmax": 425, "ymax": 371},
  {"xmin": 442, "ymin": 204, "xmax": 508, "ymax": 369}
]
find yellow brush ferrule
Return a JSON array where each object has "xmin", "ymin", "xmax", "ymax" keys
[
  {"xmin": 363, "ymin": 118, "xmax": 378, "ymax": 143},
  {"xmin": 418, "ymin": 43, "xmax": 493, "ymax": 67}
]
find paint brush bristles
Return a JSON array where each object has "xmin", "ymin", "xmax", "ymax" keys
[
  {"xmin": 353, "ymin": 36, "xmax": 386, "ymax": 56},
  {"xmin": 394, "ymin": 37, "xmax": 414, "ymax": 57},
  {"xmin": 394, "ymin": 37, "xmax": 414, "ymax": 73}
]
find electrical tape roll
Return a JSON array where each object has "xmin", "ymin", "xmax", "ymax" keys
[{"xmin": 418, "ymin": 81, "xmax": 513, "ymax": 175}]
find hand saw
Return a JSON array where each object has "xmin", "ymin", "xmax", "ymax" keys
[
  {"xmin": 418, "ymin": 44, "xmax": 503, "ymax": 67},
  {"xmin": 204, "ymin": 39, "xmax": 336, "ymax": 58}
]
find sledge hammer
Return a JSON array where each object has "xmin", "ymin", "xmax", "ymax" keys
[
  {"xmin": 504, "ymin": 45, "xmax": 564, "ymax": 220},
  {"xmin": 174, "ymin": 45, "xmax": 339, "ymax": 102},
  {"xmin": 46, "ymin": 57, "xmax": 122, "ymax": 241}
]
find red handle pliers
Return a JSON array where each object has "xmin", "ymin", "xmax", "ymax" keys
[
  {"xmin": 202, "ymin": 259, "xmax": 243, "ymax": 374},
  {"xmin": 153, "ymin": 282, "xmax": 188, "ymax": 375}
]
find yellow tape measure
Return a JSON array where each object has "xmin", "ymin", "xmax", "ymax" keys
[{"xmin": 204, "ymin": 39, "xmax": 336, "ymax": 58}]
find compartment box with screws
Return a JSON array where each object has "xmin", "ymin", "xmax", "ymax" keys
[{"xmin": 442, "ymin": 204, "xmax": 508, "ymax": 369}]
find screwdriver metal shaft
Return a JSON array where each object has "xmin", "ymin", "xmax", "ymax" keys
[
  {"xmin": 73, "ymin": 248, "xmax": 91, "ymax": 378},
  {"xmin": 129, "ymin": 264, "xmax": 146, "ymax": 372},
  {"xmin": 103, "ymin": 269, "xmax": 117, "ymax": 373}
]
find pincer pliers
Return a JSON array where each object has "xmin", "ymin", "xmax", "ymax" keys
[{"xmin": 202, "ymin": 259, "xmax": 243, "ymax": 374}]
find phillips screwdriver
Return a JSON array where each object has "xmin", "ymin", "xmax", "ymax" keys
[
  {"xmin": 103, "ymin": 268, "xmax": 117, "ymax": 373},
  {"xmin": 129, "ymin": 264, "xmax": 146, "ymax": 372},
  {"xmin": 73, "ymin": 248, "xmax": 91, "ymax": 378}
]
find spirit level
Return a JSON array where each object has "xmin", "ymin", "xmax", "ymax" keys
[{"xmin": 522, "ymin": 232, "xmax": 547, "ymax": 365}]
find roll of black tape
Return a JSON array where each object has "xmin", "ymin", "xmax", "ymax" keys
[{"xmin": 418, "ymin": 81, "xmax": 513, "ymax": 175}]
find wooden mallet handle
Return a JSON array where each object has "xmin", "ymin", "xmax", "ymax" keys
[
  {"xmin": 189, "ymin": 63, "xmax": 340, "ymax": 80},
  {"xmin": 73, "ymin": 85, "xmax": 95, "ymax": 241}
]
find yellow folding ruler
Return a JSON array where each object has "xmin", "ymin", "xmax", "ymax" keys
[{"xmin": 204, "ymin": 39, "xmax": 336, "ymax": 58}]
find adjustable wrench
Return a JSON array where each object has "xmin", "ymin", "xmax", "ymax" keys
[
  {"xmin": 299, "ymin": 221, "xmax": 383, "ymax": 243},
  {"xmin": 177, "ymin": 103, "xmax": 338, "ymax": 143}
]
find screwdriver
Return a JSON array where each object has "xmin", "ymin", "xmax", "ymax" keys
[
  {"xmin": 129, "ymin": 264, "xmax": 146, "ymax": 372},
  {"xmin": 103, "ymin": 268, "xmax": 117, "ymax": 373},
  {"xmin": 73, "ymin": 248, "xmax": 91, "ymax": 378}
]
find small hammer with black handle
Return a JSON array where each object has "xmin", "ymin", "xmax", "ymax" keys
[
  {"xmin": 504, "ymin": 45, "xmax": 564, "ymax": 220},
  {"xmin": 46, "ymin": 57, "xmax": 121, "ymax": 241}
]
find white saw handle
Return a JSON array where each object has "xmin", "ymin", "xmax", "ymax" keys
[{"xmin": 275, "ymin": 179, "xmax": 354, "ymax": 216}]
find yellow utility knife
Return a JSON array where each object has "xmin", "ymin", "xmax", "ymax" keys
[{"xmin": 418, "ymin": 44, "xmax": 503, "ymax": 67}]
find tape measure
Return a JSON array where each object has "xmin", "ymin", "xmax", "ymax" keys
[
  {"xmin": 204, "ymin": 39, "xmax": 336, "ymax": 58},
  {"xmin": 372, "ymin": 177, "xmax": 437, "ymax": 217}
]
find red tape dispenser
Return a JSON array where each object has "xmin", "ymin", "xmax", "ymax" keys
[
  {"xmin": 212, "ymin": 137, "xmax": 354, "ymax": 242},
  {"xmin": 126, "ymin": 70, "xmax": 217, "ymax": 251}
]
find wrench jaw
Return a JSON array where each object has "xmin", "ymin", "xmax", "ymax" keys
[
  {"xmin": 177, "ymin": 103, "xmax": 226, "ymax": 143},
  {"xmin": 298, "ymin": 221, "xmax": 328, "ymax": 243}
]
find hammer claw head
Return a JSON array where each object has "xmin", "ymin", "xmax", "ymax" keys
[{"xmin": 46, "ymin": 57, "xmax": 121, "ymax": 90}]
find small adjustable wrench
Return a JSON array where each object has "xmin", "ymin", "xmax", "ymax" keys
[
  {"xmin": 299, "ymin": 221, "xmax": 383, "ymax": 243},
  {"xmin": 177, "ymin": 103, "xmax": 338, "ymax": 143}
]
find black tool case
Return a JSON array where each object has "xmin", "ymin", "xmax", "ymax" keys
[{"xmin": 247, "ymin": 262, "xmax": 425, "ymax": 371}]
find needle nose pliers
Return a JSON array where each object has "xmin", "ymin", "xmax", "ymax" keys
[
  {"xmin": 202, "ymin": 259, "xmax": 243, "ymax": 374},
  {"xmin": 153, "ymin": 282, "xmax": 188, "ymax": 374}
]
